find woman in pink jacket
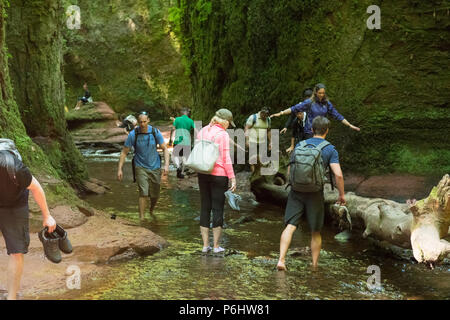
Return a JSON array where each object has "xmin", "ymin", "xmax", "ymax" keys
[{"xmin": 197, "ymin": 109, "xmax": 237, "ymax": 254}]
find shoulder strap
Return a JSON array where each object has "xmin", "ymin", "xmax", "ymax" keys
[
  {"xmin": 151, "ymin": 127, "xmax": 158, "ymax": 145},
  {"xmin": 0, "ymin": 151, "xmax": 18, "ymax": 186},
  {"xmin": 5, "ymin": 152, "xmax": 18, "ymax": 186},
  {"xmin": 133, "ymin": 127, "xmax": 140, "ymax": 152},
  {"xmin": 252, "ymin": 114, "xmax": 257, "ymax": 126},
  {"xmin": 133, "ymin": 127, "xmax": 159, "ymax": 152},
  {"xmin": 316, "ymin": 141, "xmax": 330, "ymax": 151}
]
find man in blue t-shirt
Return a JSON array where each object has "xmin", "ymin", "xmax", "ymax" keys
[
  {"xmin": 277, "ymin": 116, "xmax": 346, "ymax": 271},
  {"xmin": 117, "ymin": 112, "xmax": 169, "ymax": 222}
]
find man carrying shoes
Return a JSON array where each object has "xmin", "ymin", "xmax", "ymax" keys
[{"xmin": 0, "ymin": 150, "xmax": 56, "ymax": 300}]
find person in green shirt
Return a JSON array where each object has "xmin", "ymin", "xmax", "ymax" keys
[{"xmin": 171, "ymin": 108, "xmax": 195, "ymax": 178}]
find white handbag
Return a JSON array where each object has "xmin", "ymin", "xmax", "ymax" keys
[{"xmin": 185, "ymin": 131, "xmax": 221, "ymax": 174}]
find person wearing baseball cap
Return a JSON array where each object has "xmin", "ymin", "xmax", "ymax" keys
[
  {"xmin": 196, "ymin": 108, "xmax": 236, "ymax": 254},
  {"xmin": 215, "ymin": 108, "xmax": 236, "ymax": 128}
]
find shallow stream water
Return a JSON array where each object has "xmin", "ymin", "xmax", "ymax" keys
[{"xmin": 58, "ymin": 158, "xmax": 449, "ymax": 300}]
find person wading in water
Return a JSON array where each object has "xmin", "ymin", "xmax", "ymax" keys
[
  {"xmin": 276, "ymin": 116, "xmax": 346, "ymax": 271},
  {"xmin": 117, "ymin": 112, "xmax": 170, "ymax": 222}
]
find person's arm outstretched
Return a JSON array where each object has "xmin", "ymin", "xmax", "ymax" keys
[
  {"xmin": 271, "ymin": 108, "xmax": 292, "ymax": 118},
  {"xmin": 341, "ymin": 119, "xmax": 360, "ymax": 132},
  {"xmin": 327, "ymin": 102, "xmax": 360, "ymax": 132},
  {"xmin": 280, "ymin": 113, "xmax": 295, "ymax": 134}
]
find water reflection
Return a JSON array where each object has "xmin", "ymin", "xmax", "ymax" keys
[{"xmin": 65, "ymin": 160, "xmax": 450, "ymax": 300}]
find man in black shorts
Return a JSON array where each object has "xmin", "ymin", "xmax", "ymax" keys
[
  {"xmin": 276, "ymin": 116, "xmax": 346, "ymax": 271},
  {"xmin": 0, "ymin": 150, "xmax": 56, "ymax": 299}
]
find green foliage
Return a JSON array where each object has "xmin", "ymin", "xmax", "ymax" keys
[
  {"xmin": 168, "ymin": 6, "xmax": 182, "ymax": 35},
  {"xmin": 387, "ymin": 145, "xmax": 450, "ymax": 175},
  {"xmin": 178, "ymin": 0, "xmax": 450, "ymax": 175},
  {"xmin": 63, "ymin": 0, "xmax": 192, "ymax": 119}
]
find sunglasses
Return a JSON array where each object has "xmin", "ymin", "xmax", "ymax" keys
[{"xmin": 139, "ymin": 111, "xmax": 149, "ymax": 115}]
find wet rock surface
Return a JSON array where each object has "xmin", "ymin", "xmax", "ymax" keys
[{"xmin": 0, "ymin": 210, "xmax": 168, "ymax": 299}]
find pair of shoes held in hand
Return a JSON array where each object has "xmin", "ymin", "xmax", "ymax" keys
[{"xmin": 38, "ymin": 224, "xmax": 73, "ymax": 264}]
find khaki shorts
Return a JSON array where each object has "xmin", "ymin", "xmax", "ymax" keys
[{"xmin": 135, "ymin": 166, "xmax": 161, "ymax": 199}]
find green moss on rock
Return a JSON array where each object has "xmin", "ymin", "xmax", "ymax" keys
[
  {"xmin": 62, "ymin": 0, "xmax": 192, "ymax": 118},
  {"xmin": 178, "ymin": 0, "xmax": 450, "ymax": 175}
]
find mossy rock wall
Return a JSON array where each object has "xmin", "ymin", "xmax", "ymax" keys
[
  {"xmin": 178, "ymin": 0, "xmax": 450, "ymax": 175},
  {"xmin": 62, "ymin": 0, "xmax": 192, "ymax": 119},
  {"xmin": 1, "ymin": 0, "xmax": 81, "ymax": 206},
  {"xmin": 6, "ymin": 0, "xmax": 87, "ymax": 186}
]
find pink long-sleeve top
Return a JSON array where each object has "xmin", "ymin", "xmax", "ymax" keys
[{"xmin": 197, "ymin": 124, "xmax": 235, "ymax": 179}]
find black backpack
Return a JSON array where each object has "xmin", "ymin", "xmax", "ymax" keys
[{"xmin": 131, "ymin": 126, "xmax": 161, "ymax": 183}]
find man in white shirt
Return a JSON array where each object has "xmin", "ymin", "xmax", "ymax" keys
[{"xmin": 244, "ymin": 107, "xmax": 272, "ymax": 173}]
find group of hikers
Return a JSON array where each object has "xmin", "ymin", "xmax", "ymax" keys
[
  {"xmin": 0, "ymin": 82, "xmax": 360, "ymax": 299},
  {"xmin": 114, "ymin": 83, "xmax": 360, "ymax": 262}
]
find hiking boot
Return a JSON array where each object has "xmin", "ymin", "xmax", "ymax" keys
[
  {"xmin": 38, "ymin": 228, "xmax": 62, "ymax": 264},
  {"xmin": 224, "ymin": 190, "xmax": 242, "ymax": 211},
  {"xmin": 54, "ymin": 224, "xmax": 73, "ymax": 254}
]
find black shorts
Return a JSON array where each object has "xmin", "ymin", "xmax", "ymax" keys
[
  {"xmin": 0, "ymin": 205, "xmax": 30, "ymax": 255},
  {"xmin": 284, "ymin": 190, "xmax": 324, "ymax": 232}
]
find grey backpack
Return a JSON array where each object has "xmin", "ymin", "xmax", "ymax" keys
[
  {"xmin": 0, "ymin": 138, "xmax": 22, "ymax": 161},
  {"xmin": 0, "ymin": 138, "xmax": 23, "ymax": 185},
  {"xmin": 289, "ymin": 140, "xmax": 330, "ymax": 192}
]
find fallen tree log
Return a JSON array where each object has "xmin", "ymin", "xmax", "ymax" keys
[{"xmin": 250, "ymin": 164, "xmax": 450, "ymax": 264}]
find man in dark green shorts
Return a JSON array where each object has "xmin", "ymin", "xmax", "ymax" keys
[
  {"xmin": 117, "ymin": 112, "xmax": 169, "ymax": 222},
  {"xmin": 277, "ymin": 116, "xmax": 346, "ymax": 271},
  {"xmin": 171, "ymin": 108, "xmax": 195, "ymax": 178},
  {"xmin": 0, "ymin": 150, "xmax": 56, "ymax": 300}
]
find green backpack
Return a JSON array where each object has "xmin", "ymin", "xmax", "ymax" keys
[{"xmin": 289, "ymin": 140, "xmax": 330, "ymax": 192}]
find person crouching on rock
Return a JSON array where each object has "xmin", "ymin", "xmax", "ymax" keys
[
  {"xmin": 74, "ymin": 83, "xmax": 92, "ymax": 110},
  {"xmin": 117, "ymin": 111, "xmax": 170, "ymax": 222},
  {"xmin": 0, "ymin": 150, "xmax": 56, "ymax": 300},
  {"xmin": 197, "ymin": 109, "xmax": 237, "ymax": 254},
  {"xmin": 277, "ymin": 116, "xmax": 346, "ymax": 271}
]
